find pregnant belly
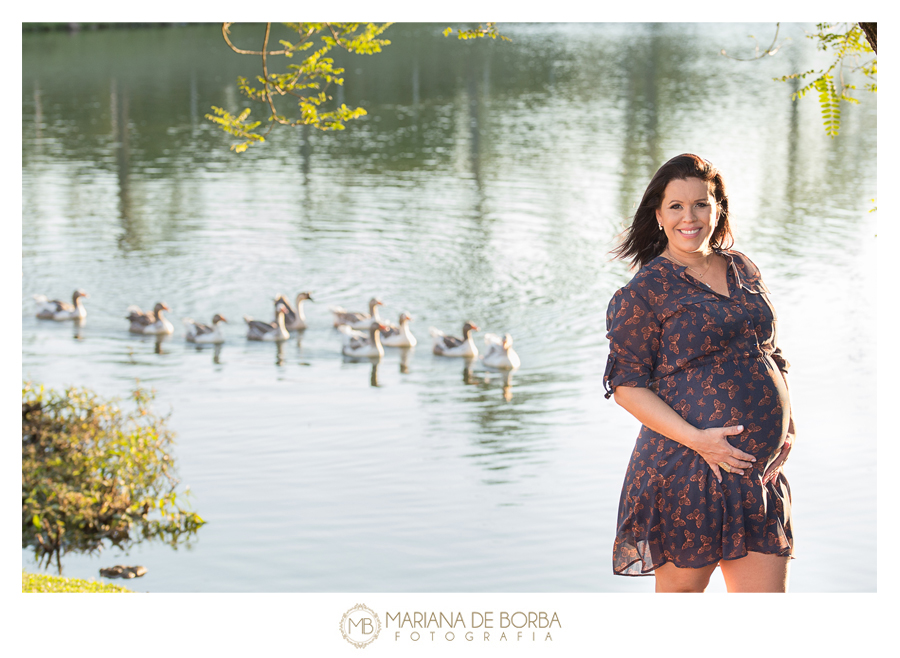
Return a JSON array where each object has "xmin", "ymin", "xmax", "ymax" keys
[{"xmin": 656, "ymin": 355, "xmax": 790, "ymax": 465}]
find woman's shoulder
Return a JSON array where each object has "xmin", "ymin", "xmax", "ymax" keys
[
  {"xmin": 721, "ymin": 248, "xmax": 766, "ymax": 286},
  {"xmin": 610, "ymin": 258, "xmax": 676, "ymax": 303}
]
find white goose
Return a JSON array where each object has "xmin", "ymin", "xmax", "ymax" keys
[
  {"xmin": 274, "ymin": 291, "xmax": 313, "ymax": 331},
  {"xmin": 126, "ymin": 303, "xmax": 174, "ymax": 335},
  {"xmin": 381, "ymin": 312, "xmax": 417, "ymax": 348},
  {"xmin": 183, "ymin": 314, "xmax": 228, "ymax": 344},
  {"xmin": 339, "ymin": 320, "xmax": 388, "ymax": 358},
  {"xmin": 34, "ymin": 290, "xmax": 88, "ymax": 321},
  {"xmin": 330, "ymin": 297, "xmax": 383, "ymax": 330},
  {"xmin": 430, "ymin": 321, "xmax": 479, "ymax": 358},
  {"xmin": 481, "ymin": 333, "xmax": 521, "ymax": 370},
  {"xmin": 244, "ymin": 303, "xmax": 289, "ymax": 342}
]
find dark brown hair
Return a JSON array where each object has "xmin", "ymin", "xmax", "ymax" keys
[{"xmin": 611, "ymin": 153, "xmax": 734, "ymax": 269}]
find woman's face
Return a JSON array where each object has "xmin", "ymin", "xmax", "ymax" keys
[{"xmin": 656, "ymin": 177, "xmax": 719, "ymax": 256}]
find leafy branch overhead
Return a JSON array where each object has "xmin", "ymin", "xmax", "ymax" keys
[
  {"xmin": 442, "ymin": 23, "xmax": 511, "ymax": 41},
  {"xmin": 207, "ymin": 22, "xmax": 509, "ymax": 152},
  {"xmin": 206, "ymin": 22, "xmax": 392, "ymax": 153},
  {"xmin": 773, "ymin": 22, "xmax": 876, "ymax": 138}
]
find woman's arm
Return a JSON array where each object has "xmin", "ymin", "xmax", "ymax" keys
[{"xmin": 613, "ymin": 386, "xmax": 756, "ymax": 483}]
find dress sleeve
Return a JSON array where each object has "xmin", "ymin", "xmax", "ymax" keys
[{"xmin": 604, "ymin": 288, "xmax": 661, "ymax": 399}]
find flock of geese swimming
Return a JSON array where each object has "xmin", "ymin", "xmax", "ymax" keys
[{"xmin": 32, "ymin": 289, "xmax": 521, "ymax": 370}]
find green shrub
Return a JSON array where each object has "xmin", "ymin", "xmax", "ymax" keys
[
  {"xmin": 22, "ymin": 383, "xmax": 204, "ymax": 572},
  {"xmin": 22, "ymin": 571, "xmax": 134, "ymax": 593}
]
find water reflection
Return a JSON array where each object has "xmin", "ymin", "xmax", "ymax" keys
[
  {"xmin": 154, "ymin": 335, "xmax": 171, "ymax": 354},
  {"xmin": 72, "ymin": 317, "xmax": 85, "ymax": 341},
  {"xmin": 398, "ymin": 347, "xmax": 412, "ymax": 374},
  {"xmin": 187, "ymin": 341, "xmax": 224, "ymax": 365},
  {"xmin": 341, "ymin": 355, "xmax": 383, "ymax": 387}
]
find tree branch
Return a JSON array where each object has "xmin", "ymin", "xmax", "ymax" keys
[
  {"xmin": 222, "ymin": 22, "xmax": 288, "ymax": 56},
  {"xmin": 859, "ymin": 22, "xmax": 876, "ymax": 54}
]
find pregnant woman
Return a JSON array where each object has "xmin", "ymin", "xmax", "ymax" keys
[{"xmin": 604, "ymin": 154, "xmax": 795, "ymax": 593}]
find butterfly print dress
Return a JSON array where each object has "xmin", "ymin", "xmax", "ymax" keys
[{"xmin": 604, "ymin": 250, "xmax": 793, "ymax": 575}]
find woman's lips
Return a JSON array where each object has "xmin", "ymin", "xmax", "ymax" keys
[{"xmin": 677, "ymin": 227, "xmax": 701, "ymax": 236}]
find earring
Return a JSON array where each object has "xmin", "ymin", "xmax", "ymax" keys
[{"xmin": 658, "ymin": 224, "xmax": 663, "ymax": 231}]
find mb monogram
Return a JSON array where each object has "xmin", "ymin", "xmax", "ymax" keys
[{"xmin": 340, "ymin": 604, "xmax": 382, "ymax": 648}]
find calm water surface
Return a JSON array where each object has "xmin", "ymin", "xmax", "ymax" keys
[{"xmin": 21, "ymin": 23, "xmax": 876, "ymax": 592}]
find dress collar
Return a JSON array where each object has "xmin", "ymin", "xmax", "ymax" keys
[{"xmin": 649, "ymin": 249, "xmax": 765, "ymax": 294}]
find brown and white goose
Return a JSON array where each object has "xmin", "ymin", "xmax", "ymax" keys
[
  {"xmin": 245, "ymin": 303, "xmax": 289, "ymax": 342},
  {"xmin": 381, "ymin": 312, "xmax": 417, "ymax": 348},
  {"xmin": 126, "ymin": 303, "xmax": 174, "ymax": 335},
  {"xmin": 183, "ymin": 314, "xmax": 228, "ymax": 344},
  {"xmin": 339, "ymin": 320, "xmax": 388, "ymax": 358},
  {"xmin": 34, "ymin": 289, "xmax": 88, "ymax": 321},
  {"xmin": 330, "ymin": 297, "xmax": 383, "ymax": 330},
  {"xmin": 430, "ymin": 321, "xmax": 480, "ymax": 358},
  {"xmin": 274, "ymin": 291, "xmax": 313, "ymax": 331}
]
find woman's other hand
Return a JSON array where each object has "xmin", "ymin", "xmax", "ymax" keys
[{"xmin": 762, "ymin": 417, "xmax": 795, "ymax": 486}]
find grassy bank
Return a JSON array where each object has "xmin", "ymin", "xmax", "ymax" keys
[{"xmin": 22, "ymin": 571, "xmax": 134, "ymax": 593}]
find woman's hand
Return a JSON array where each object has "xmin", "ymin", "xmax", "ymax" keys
[
  {"xmin": 688, "ymin": 425, "xmax": 756, "ymax": 484},
  {"xmin": 613, "ymin": 388, "xmax": 757, "ymax": 484},
  {"xmin": 762, "ymin": 417, "xmax": 796, "ymax": 486}
]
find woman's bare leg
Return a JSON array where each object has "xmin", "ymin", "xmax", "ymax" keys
[
  {"xmin": 654, "ymin": 561, "xmax": 718, "ymax": 592},
  {"xmin": 718, "ymin": 552, "xmax": 790, "ymax": 592}
]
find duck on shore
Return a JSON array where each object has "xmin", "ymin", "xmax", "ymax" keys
[
  {"xmin": 126, "ymin": 303, "xmax": 174, "ymax": 335},
  {"xmin": 34, "ymin": 290, "xmax": 88, "ymax": 321}
]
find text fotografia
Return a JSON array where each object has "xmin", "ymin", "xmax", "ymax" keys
[{"xmin": 386, "ymin": 611, "xmax": 560, "ymax": 642}]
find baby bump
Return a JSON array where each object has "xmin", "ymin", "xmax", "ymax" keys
[{"xmin": 657, "ymin": 356, "xmax": 790, "ymax": 464}]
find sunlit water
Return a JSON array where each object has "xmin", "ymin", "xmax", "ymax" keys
[{"xmin": 21, "ymin": 23, "xmax": 876, "ymax": 592}]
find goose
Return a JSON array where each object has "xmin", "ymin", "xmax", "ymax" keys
[
  {"xmin": 126, "ymin": 303, "xmax": 174, "ymax": 335},
  {"xmin": 244, "ymin": 303, "xmax": 289, "ymax": 342},
  {"xmin": 34, "ymin": 289, "xmax": 88, "ymax": 321},
  {"xmin": 330, "ymin": 297, "xmax": 383, "ymax": 330},
  {"xmin": 183, "ymin": 314, "xmax": 228, "ymax": 344},
  {"xmin": 380, "ymin": 312, "xmax": 417, "ymax": 348},
  {"xmin": 274, "ymin": 291, "xmax": 313, "ymax": 331},
  {"xmin": 339, "ymin": 320, "xmax": 388, "ymax": 358},
  {"xmin": 481, "ymin": 333, "xmax": 521, "ymax": 370},
  {"xmin": 430, "ymin": 321, "xmax": 479, "ymax": 357}
]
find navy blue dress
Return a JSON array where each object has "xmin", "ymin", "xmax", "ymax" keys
[{"xmin": 604, "ymin": 250, "xmax": 793, "ymax": 575}]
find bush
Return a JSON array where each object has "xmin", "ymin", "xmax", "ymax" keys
[
  {"xmin": 22, "ymin": 383, "xmax": 204, "ymax": 572},
  {"xmin": 22, "ymin": 571, "xmax": 134, "ymax": 593}
]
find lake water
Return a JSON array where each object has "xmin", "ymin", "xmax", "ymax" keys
[{"xmin": 21, "ymin": 23, "xmax": 877, "ymax": 592}]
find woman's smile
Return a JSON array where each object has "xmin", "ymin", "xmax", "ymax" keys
[{"xmin": 656, "ymin": 177, "xmax": 718, "ymax": 256}]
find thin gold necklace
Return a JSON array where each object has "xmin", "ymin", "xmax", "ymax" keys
[{"xmin": 664, "ymin": 250, "xmax": 713, "ymax": 279}]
